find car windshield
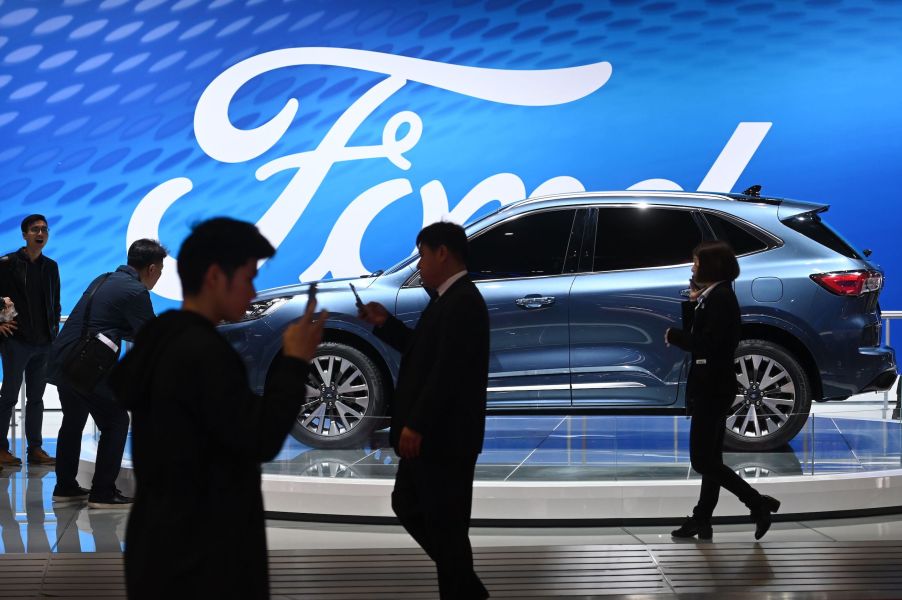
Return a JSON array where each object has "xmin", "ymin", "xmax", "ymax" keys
[
  {"xmin": 383, "ymin": 254, "xmax": 417, "ymax": 275},
  {"xmin": 382, "ymin": 204, "xmax": 508, "ymax": 275}
]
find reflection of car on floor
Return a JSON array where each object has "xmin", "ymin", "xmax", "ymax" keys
[
  {"xmin": 265, "ymin": 439, "xmax": 804, "ymax": 480},
  {"xmin": 221, "ymin": 189, "xmax": 896, "ymax": 452},
  {"xmin": 725, "ymin": 448, "xmax": 803, "ymax": 478}
]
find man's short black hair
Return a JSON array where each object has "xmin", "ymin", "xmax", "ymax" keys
[
  {"xmin": 127, "ymin": 239, "xmax": 168, "ymax": 270},
  {"xmin": 694, "ymin": 240, "xmax": 740, "ymax": 283},
  {"xmin": 177, "ymin": 218, "xmax": 275, "ymax": 296},
  {"xmin": 21, "ymin": 214, "xmax": 47, "ymax": 233},
  {"xmin": 415, "ymin": 221, "xmax": 468, "ymax": 265}
]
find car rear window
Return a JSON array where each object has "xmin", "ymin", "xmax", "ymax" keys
[
  {"xmin": 703, "ymin": 213, "xmax": 770, "ymax": 255},
  {"xmin": 782, "ymin": 211, "xmax": 861, "ymax": 259}
]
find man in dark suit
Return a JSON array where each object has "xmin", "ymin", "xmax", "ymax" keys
[{"xmin": 358, "ymin": 221, "xmax": 490, "ymax": 599}]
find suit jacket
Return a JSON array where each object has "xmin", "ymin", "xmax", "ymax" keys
[
  {"xmin": 374, "ymin": 276, "xmax": 489, "ymax": 459},
  {"xmin": 668, "ymin": 282, "xmax": 741, "ymax": 410}
]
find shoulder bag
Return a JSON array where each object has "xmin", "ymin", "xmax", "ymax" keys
[{"xmin": 62, "ymin": 273, "xmax": 118, "ymax": 393}]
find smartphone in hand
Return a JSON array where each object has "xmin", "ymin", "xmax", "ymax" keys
[
  {"xmin": 349, "ymin": 283, "xmax": 364, "ymax": 309},
  {"xmin": 306, "ymin": 282, "xmax": 318, "ymax": 310}
]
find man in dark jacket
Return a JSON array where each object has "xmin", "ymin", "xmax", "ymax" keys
[
  {"xmin": 358, "ymin": 221, "xmax": 490, "ymax": 600},
  {"xmin": 109, "ymin": 218, "xmax": 326, "ymax": 600},
  {"xmin": 48, "ymin": 239, "xmax": 168, "ymax": 508},
  {"xmin": 0, "ymin": 214, "xmax": 61, "ymax": 466}
]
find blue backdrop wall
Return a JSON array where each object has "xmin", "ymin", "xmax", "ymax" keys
[{"xmin": 1, "ymin": 0, "xmax": 900, "ymax": 312}]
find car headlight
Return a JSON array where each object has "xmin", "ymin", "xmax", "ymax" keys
[{"xmin": 242, "ymin": 297, "xmax": 289, "ymax": 322}]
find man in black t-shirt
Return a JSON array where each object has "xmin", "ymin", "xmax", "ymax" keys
[{"xmin": 0, "ymin": 214, "xmax": 61, "ymax": 466}]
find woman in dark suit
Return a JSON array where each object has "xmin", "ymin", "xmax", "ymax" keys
[{"xmin": 665, "ymin": 241, "xmax": 781, "ymax": 541}]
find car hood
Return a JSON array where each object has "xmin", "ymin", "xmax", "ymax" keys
[{"xmin": 252, "ymin": 275, "xmax": 377, "ymax": 302}]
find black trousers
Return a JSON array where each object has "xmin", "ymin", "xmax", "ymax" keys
[
  {"xmin": 0, "ymin": 339, "xmax": 49, "ymax": 452},
  {"xmin": 392, "ymin": 456, "xmax": 488, "ymax": 600},
  {"xmin": 689, "ymin": 400, "xmax": 763, "ymax": 519},
  {"xmin": 55, "ymin": 383, "xmax": 129, "ymax": 496}
]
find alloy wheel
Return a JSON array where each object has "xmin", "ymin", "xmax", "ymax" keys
[
  {"xmin": 298, "ymin": 354, "xmax": 371, "ymax": 438},
  {"xmin": 729, "ymin": 354, "xmax": 797, "ymax": 440}
]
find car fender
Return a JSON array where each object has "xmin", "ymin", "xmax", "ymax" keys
[
  {"xmin": 248, "ymin": 312, "xmax": 401, "ymax": 392},
  {"xmin": 740, "ymin": 308, "xmax": 825, "ymax": 361}
]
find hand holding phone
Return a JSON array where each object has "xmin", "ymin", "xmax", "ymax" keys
[
  {"xmin": 306, "ymin": 282, "xmax": 318, "ymax": 311},
  {"xmin": 284, "ymin": 288, "xmax": 328, "ymax": 362},
  {"xmin": 349, "ymin": 283, "xmax": 364, "ymax": 309}
]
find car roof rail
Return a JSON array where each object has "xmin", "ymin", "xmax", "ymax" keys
[
  {"xmin": 729, "ymin": 184, "xmax": 782, "ymax": 205},
  {"xmin": 497, "ymin": 189, "xmax": 785, "ymax": 213}
]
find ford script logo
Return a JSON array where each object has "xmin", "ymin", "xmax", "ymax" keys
[{"xmin": 126, "ymin": 47, "xmax": 769, "ymax": 300}]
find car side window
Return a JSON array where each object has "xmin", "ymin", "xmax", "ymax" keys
[
  {"xmin": 594, "ymin": 207, "xmax": 702, "ymax": 271},
  {"xmin": 703, "ymin": 213, "xmax": 769, "ymax": 255},
  {"xmin": 468, "ymin": 209, "xmax": 578, "ymax": 281}
]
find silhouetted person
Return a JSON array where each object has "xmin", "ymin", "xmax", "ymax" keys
[
  {"xmin": 110, "ymin": 218, "xmax": 326, "ymax": 599},
  {"xmin": 358, "ymin": 221, "xmax": 490, "ymax": 599},
  {"xmin": 48, "ymin": 239, "xmax": 168, "ymax": 508},
  {"xmin": 0, "ymin": 214, "xmax": 60, "ymax": 467},
  {"xmin": 666, "ymin": 241, "xmax": 781, "ymax": 541}
]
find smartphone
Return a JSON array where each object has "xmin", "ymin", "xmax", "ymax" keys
[
  {"xmin": 349, "ymin": 283, "xmax": 364, "ymax": 309},
  {"xmin": 306, "ymin": 282, "xmax": 318, "ymax": 310}
]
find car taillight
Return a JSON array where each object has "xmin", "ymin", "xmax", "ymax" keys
[{"xmin": 810, "ymin": 270, "xmax": 883, "ymax": 296}]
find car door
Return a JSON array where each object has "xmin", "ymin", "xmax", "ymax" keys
[
  {"xmin": 394, "ymin": 208, "xmax": 586, "ymax": 408},
  {"xmin": 569, "ymin": 205, "xmax": 704, "ymax": 407}
]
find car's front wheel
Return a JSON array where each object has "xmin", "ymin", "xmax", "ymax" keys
[
  {"xmin": 290, "ymin": 342, "xmax": 386, "ymax": 449},
  {"xmin": 724, "ymin": 339, "xmax": 812, "ymax": 451}
]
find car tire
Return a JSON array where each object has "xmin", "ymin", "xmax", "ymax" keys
[
  {"xmin": 289, "ymin": 342, "xmax": 386, "ymax": 449},
  {"xmin": 724, "ymin": 339, "xmax": 812, "ymax": 452}
]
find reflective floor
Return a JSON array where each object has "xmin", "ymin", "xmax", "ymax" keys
[
  {"xmin": 1, "ymin": 394, "xmax": 900, "ymax": 553},
  {"xmin": 261, "ymin": 412, "xmax": 902, "ymax": 481},
  {"xmin": 4, "ymin": 454, "xmax": 902, "ymax": 555},
  {"xmin": 0, "ymin": 464, "xmax": 127, "ymax": 554}
]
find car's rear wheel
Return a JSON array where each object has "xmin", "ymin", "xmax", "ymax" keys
[
  {"xmin": 724, "ymin": 339, "xmax": 812, "ymax": 451},
  {"xmin": 290, "ymin": 342, "xmax": 385, "ymax": 449}
]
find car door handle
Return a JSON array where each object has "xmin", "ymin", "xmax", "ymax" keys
[
  {"xmin": 516, "ymin": 295, "xmax": 556, "ymax": 309},
  {"xmin": 680, "ymin": 288, "xmax": 692, "ymax": 298}
]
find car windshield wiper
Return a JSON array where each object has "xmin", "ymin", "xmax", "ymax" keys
[{"xmin": 362, "ymin": 269, "xmax": 384, "ymax": 278}]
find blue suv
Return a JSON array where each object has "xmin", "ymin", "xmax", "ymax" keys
[{"xmin": 221, "ymin": 190, "xmax": 897, "ymax": 452}]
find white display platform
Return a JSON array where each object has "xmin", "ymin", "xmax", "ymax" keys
[{"xmin": 69, "ymin": 392, "xmax": 902, "ymax": 524}]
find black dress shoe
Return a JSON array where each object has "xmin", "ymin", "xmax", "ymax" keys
[
  {"xmin": 87, "ymin": 490, "xmax": 134, "ymax": 510},
  {"xmin": 752, "ymin": 495, "xmax": 781, "ymax": 540},
  {"xmin": 671, "ymin": 516, "xmax": 712, "ymax": 540},
  {"xmin": 52, "ymin": 485, "xmax": 90, "ymax": 502}
]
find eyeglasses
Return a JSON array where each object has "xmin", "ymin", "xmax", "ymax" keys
[{"xmin": 27, "ymin": 226, "xmax": 49, "ymax": 234}]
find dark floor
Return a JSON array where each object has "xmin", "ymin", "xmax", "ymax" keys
[{"xmin": 2, "ymin": 541, "xmax": 902, "ymax": 599}]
